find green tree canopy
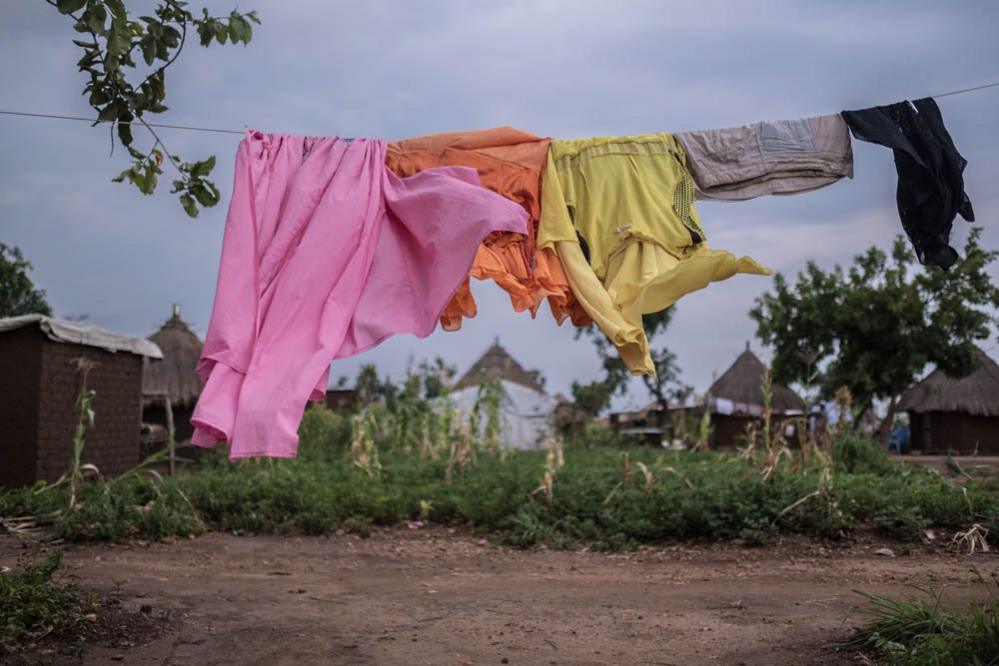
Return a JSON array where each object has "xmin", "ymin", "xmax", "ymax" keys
[
  {"xmin": 750, "ymin": 229, "xmax": 999, "ymax": 429},
  {"xmin": 48, "ymin": 0, "xmax": 259, "ymax": 217},
  {"xmin": 0, "ymin": 244, "xmax": 53, "ymax": 318}
]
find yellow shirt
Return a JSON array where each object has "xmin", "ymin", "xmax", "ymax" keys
[{"xmin": 538, "ymin": 134, "xmax": 771, "ymax": 377}]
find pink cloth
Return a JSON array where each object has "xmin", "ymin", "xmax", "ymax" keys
[{"xmin": 191, "ymin": 130, "xmax": 527, "ymax": 459}]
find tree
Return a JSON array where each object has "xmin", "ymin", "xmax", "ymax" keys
[
  {"xmin": 48, "ymin": 0, "xmax": 260, "ymax": 217},
  {"xmin": 0, "ymin": 244, "xmax": 52, "ymax": 317},
  {"xmin": 750, "ymin": 229, "xmax": 999, "ymax": 438},
  {"xmin": 571, "ymin": 307, "xmax": 690, "ymax": 420}
]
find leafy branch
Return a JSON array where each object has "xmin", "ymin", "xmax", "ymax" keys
[{"xmin": 49, "ymin": 0, "xmax": 260, "ymax": 217}]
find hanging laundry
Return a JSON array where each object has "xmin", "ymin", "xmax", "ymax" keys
[
  {"xmin": 386, "ymin": 127, "xmax": 589, "ymax": 330},
  {"xmin": 841, "ymin": 98, "xmax": 974, "ymax": 269},
  {"xmin": 192, "ymin": 130, "xmax": 527, "ymax": 458},
  {"xmin": 539, "ymin": 133, "xmax": 771, "ymax": 376},
  {"xmin": 675, "ymin": 114, "xmax": 853, "ymax": 201}
]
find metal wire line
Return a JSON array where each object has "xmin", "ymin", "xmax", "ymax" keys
[{"xmin": 1, "ymin": 80, "xmax": 997, "ymax": 136}]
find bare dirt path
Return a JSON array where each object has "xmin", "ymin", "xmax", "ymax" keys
[{"xmin": 3, "ymin": 530, "xmax": 995, "ymax": 665}]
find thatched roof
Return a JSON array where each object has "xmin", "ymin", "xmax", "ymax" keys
[
  {"xmin": 709, "ymin": 345, "xmax": 804, "ymax": 413},
  {"xmin": 143, "ymin": 306, "xmax": 203, "ymax": 407},
  {"xmin": 454, "ymin": 341, "xmax": 546, "ymax": 394},
  {"xmin": 898, "ymin": 347, "xmax": 999, "ymax": 417}
]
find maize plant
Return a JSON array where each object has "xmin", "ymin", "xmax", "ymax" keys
[
  {"xmin": 349, "ymin": 411, "xmax": 382, "ymax": 477},
  {"xmin": 472, "ymin": 377, "xmax": 504, "ymax": 454},
  {"xmin": 545, "ymin": 433, "xmax": 565, "ymax": 469},
  {"xmin": 531, "ymin": 465, "xmax": 556, "ymax": 506},
  {"xmin": 443, "ymin": 425, "xmax": 475, "ymax": 484},
  {"xmin": 417, "ymin": 411, "xmax": 436, "ymax": 460},
  {"xmin": 68, "ymin": 357, "xmax": 98, "ymax": 510}
]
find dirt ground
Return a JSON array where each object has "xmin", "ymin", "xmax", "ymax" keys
[{"xmin": 3, "ymin": 529, "xmax": 996, "ymax": 665}]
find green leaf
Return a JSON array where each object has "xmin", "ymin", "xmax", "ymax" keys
[
  {"xmin": 97, "ymin": 102, "xmax": 122, "ymax": 122},
  {"xmin": 196, "ymin": 22, "xmax": 214, "ymax": 47},
  {"xmin": 111, "ymin": 168, "xmax": 131, "ymax": 183},
  {"xmin": 189, "ymin": 155, "xmax": 216, "ymax": 178},
  {"xmin": 87, "ymin": 88, "xmax": 109, "ymax": 105},
  {"xmin": 116, "ymin": 120, "xmax": 133, "ymax": 146},
  {"xmin": 56, "ymin": 0, "xmax": 87, "ymax": 15},
  {"xmin": 238, "ymin": 17, "xmax": 253, "ymax": 43},
  {"xmin": 215, "ymin": 25, "xmax": 228, "ymax": 45},
  {"xmin": 180, "ymin": 194, "xmax": 199, "ymax": 218},
  {"xmin": 190, "ymin": 183, "xmax": 218, "ymax": 207},
  {"xmin": 86, "ymin": 5, "xmax": 107, "ymax": 35},
  {"xmin": 71, "ymin": 39, "xmax": 97, "ymax": 48},
  {"xmin": 141, "ymin": 36, "xmax": 156, "ymax": 65},
  {"xmin": 105, "ymin": 0, "xmax": 126, "ymax": 19}
]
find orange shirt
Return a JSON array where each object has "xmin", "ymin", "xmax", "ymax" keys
[{"xmin": 386, "ymin": 127, "xmax": 589, "ymax": 330}]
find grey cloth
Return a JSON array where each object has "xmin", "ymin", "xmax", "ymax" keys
[
  {"xmin": 676, "ymin": 114, "xmax": 854, "ymax": 201},
  {"xmin": 0, "ymin": 314, "xmax": 163, "ymax": 358}
]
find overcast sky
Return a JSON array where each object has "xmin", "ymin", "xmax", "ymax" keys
[{"xmin": 2, "ymin": 1, "xmax": 997, "ymax": 408}]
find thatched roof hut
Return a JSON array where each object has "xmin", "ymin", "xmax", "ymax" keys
[
  {"xmin": 898, "ymin": 347, "xmax": 999, "ymax": 455},
  {"xmin": 143, "ymin": 305, "xmax": 204, "ymax": 407},
  {"xmin": 709, "ymin": 344, "xmax": 804, "ymax": 414},
  {"xmin": 451, "ymin": 341, "xmax": 553, "ymax": 450},
  {"xmin": 453, "ymin": 340, "xmax": 546, "ymax": 394},
  {"xmin": 898, "ymin": 347, "xmax": 999, "ymax": 417}
]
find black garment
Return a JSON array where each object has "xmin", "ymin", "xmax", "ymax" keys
[{"xmin": 841, "ymin": 98, "xmax": 974, "ymax": 269}]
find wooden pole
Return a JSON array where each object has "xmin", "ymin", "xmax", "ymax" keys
[{"xmin": 164, "ymin": 395, "xmax": 176, "ymax": 476}]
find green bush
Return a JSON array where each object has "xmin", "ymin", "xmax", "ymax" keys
[{"xmin": 831, "ymin": 434, "xmax": 897, "ymax": 475}]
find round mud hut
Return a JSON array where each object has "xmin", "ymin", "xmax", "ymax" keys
[
  {"xmin": 142, "ymin": 305, "xmax": 203, "ymax": 443},
  {"xmin": 897, "ymin": 346, "xmax": 999, "ymax": 455},
  {"xmin": 705, "ymin": 344, "xmax": 805, "ymax": 447}
]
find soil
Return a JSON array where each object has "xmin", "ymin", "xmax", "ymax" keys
[{"xmin": 2, "ymin": 529, "xmax": 996, "ymax": 665}]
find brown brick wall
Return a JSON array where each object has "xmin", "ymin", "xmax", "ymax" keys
[
  {"xmin": 35, "ymin": 339, "xmax": 144, "ymax": 483},
  {"xmin": 910, "ymin": 410, "xmax": 999, "ymax": 455},
  {"xmin": 0, "ymin": 329, "xmax": 43, "ymax": 488},
  {"xmin": 0, "ymin": 326, "xmax": 145, "ymax": 488}
]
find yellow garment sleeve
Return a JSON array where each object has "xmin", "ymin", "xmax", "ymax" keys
[{"xmin": 539, "ymin": 152, "xmax": 655, "ymax": 377}]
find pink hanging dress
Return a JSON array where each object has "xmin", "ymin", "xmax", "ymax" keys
[{"xmin": 191, "ymin": 131, "xmax": 528, "ymax": 458}]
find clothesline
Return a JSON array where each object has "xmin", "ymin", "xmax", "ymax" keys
[{"xmin": 1, "ymin": 79, "xmax": 998, "ymax": 137}]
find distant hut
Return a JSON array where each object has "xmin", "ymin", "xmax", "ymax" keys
[
  {"xmin": 324, "ymin": 388, "xmax": 359, "ymax": 413},
  {"xmin": 450, "ymin": 340, "xmax": 554, "ymax": 450},
  {"xmin": 142, "ymin": 305, "xmax": 203, "ymax": 443},
  {"xmin": 898, "ymin": 347, "xmax": 999, "ymax": 455},
  {"xmin": 701, "ymin": 344, "xmax": 804, "ymax": 448},
  {"xmin": 0, "ymin": 314, "xmax": 162, "ymax": 488}
]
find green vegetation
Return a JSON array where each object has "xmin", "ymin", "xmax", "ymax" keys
[
  {"xmin": 847, "ymin": 579, "xmax": 999, "ymax": 665},
  {"xmin": 0, "ymin": 243, "xmax": 51, "ymax": 318},
  {"xmin": 0, "ymin": 553, "xmax": 94, "ymax": 655},
  {"xmin": 752, "ymin": 230, "xmax": 999, "ymax": 438},
  {"xmin": 3, "ymin": 406, "xmax": 999, "ymax": 549},
  {"xmin": 47, "ymin": 0, "xmax": 260, "ymax": 216}
]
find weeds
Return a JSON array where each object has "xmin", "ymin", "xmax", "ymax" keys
[
  {"xmin": 0, "ymin": 552, "xmax": 94, "ymax": 655},
  {"xmin": 847, "ymin": 578, "xmax": 999, "ymax": 665}
]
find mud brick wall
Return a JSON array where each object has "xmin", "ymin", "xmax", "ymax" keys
[
  {"xmin": 911, "ymin": 410, "xmax": 999, "ymax": 455},
  {"xmin": 0, "ymin": 327, "xmax": 144, "ymax": 487},
  {"xmin": 0, "ymin": 328, "xmax": 43, "ymax": 488}
]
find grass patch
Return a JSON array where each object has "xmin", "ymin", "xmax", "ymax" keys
[
  {"xmin": 846, "ymin": 582, "xmax": 999, "ymax": 665},
  {"xmin": 0, "ymin": 552, "xmax": 94, "ymax": 656}
]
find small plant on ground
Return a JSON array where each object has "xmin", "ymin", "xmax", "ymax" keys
[
  {"xmin": 0, "ymin": 552, "xmax": 94, "ymax": 655},
  {"xmin": 846, "ymin": 574, "xmax": 999, "ymax": 665}
]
